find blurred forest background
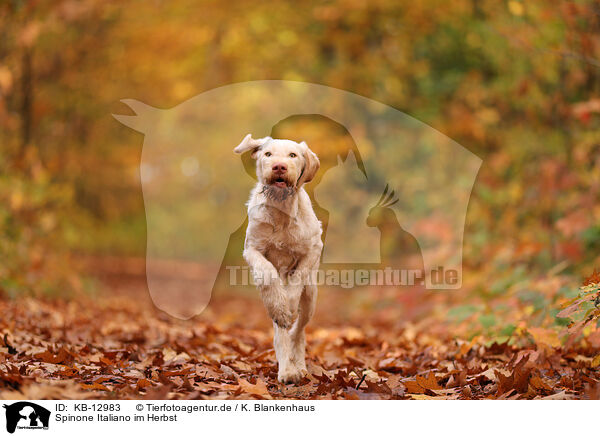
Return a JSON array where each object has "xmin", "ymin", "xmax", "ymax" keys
[{"xmin": 1, "ymin": 0, "xmax": 600, "ymax": 346}]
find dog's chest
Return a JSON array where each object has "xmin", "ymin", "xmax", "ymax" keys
[
  {"xmin": 266, "ymin": 218, "xmax": 309, "ymax": 252},
  {"xmin": 259, "ymin": 218, "xmax": 310, "ymax": 270}
]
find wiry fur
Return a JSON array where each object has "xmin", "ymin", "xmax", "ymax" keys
[
  {"xmin": 234, "ymin": 134, "xmax": 322, "ymax": 383},
  {"xmin": 260, "ymin": 184, "xmax": 296, "ymax": 202}
]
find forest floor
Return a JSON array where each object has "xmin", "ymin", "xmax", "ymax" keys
[{"xmin": 1, "ymin": 264, "xmax": 599, "ymax": 400}]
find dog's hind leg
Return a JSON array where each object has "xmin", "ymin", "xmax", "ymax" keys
[{"xmin": 289, "ymin": 283, "xmax": 317, "ymax": 376}]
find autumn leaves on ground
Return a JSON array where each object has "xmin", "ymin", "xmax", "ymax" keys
[{"xmin": 2, "ymin": 263, "xmax": 600, "ymax": 400}]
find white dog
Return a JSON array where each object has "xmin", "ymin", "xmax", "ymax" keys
[{"xmin": 234, "ymin": 134, "xmax": 322, "ymax": 383}]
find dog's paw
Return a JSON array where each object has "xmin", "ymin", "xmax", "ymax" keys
[
  {"xmin": 295, "ymin": 362, "xmax": 308, "ymax": 376},
  {"xmin": 278, "ymin": 367, "xmax": 305, "ymax": 384}
]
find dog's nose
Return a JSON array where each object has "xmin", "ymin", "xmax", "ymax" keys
[{"xmin": 272, "ymin": 163, "xmax": 287, "ymax": 173}]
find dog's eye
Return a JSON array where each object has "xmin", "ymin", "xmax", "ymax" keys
[
  {"xmin": 289, "ymin": 153, "xmax": 297, "ymax": 158},
  {"xmin": 264, "ymin": 152, "xmax": 272, "ymax": 157}
]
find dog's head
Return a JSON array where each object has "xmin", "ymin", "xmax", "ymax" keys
[{"xmin": 234, "ymin": 134, "xmax": 320, "ymax": 200}]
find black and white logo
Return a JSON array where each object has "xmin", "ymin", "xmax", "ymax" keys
[{"xmin": 2, "ymin": 402, "xmax": 50, "ymax": 433}]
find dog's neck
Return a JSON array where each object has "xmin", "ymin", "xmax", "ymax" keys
[{"xmin": 258, "ymin": 183, "xmax": 299, "ymax": 218}]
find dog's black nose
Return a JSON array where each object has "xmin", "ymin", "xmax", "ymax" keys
[{"xmin": 272, "ymin": 163, "xmax": 287, "ymax": 173}]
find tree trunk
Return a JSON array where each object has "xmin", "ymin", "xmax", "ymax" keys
[{"xmin": 18, "ymin": 48, "xmax": 32, "ymax": 162}]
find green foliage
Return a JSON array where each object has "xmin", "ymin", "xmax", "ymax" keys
[
  {"xmin": 448, "ymin": 305, "xmax": 481, "ymax": 323},
  {"xmin": 556, "ymin": 282, "xmax": 600, "ymax": 340}
]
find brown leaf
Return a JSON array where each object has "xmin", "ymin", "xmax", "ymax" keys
[
  {"xmin": 137, "ymin": 379, "xmax": 152, "ymax": 390},
  {"xmin": 462, "ymin": 385, "xmax": 472, "ymax": 398},
  {"xmin": 416, "ymin": 372, "xmax": 442, "ymax": 390},
  {"xmin": 364, "ymin": 380, "xmax": 392, "ymax": 396},
  {"xmin": 237, "ymin": 378, "xmax": 272, "ymax": 399},
  {"xmin": 495, "ymin": 369, "xmax": 514, "ymax": 395},
  {"xmin": 80, "ymin": 383, "xmax": 110, "ymax": 391},
  {"xmin": 34, "ymin": 347, "xmax": 74, "ymax": 365},
  {"xmin": 403, "ymin": 380, "xmax": 425, "ymax": 394},
  {"xmin": 530, "ymin": 375, "xmax": 552, "ymax": 391}
]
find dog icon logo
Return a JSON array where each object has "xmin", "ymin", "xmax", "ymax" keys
[{"xmin": 2, "ymin": 402, "xmax": 50, "ymax": 433}]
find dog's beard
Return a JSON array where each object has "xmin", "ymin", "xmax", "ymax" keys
[{"xmin": 261, "ymin": 184, "xmax": 296, "ymax": 202}]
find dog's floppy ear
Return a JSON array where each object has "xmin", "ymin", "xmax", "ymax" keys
[
  {"xmin": 234, "ymin": 134, "xmax": 271, "ymax": 158},
  {"xmin": 297, "ymin": 142, "xmax": 320, "ymax": 187}
]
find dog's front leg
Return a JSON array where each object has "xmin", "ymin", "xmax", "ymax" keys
[
  {"xmin": 286, "ymin": 243, "xmax": 322, "ymax": 376},
  {"xmin": 243, "ymin": 246, "xmax": 295, "ymax": 329},
  {"xmin": 274, "ymin": 322, "xmax": 306, "ymax": 383},
  {"xmin": 289, "ymin": 283, "xmax": 317, "ymax": 375},
  {"xmin": 260, "ymin": 281, "xmax": 296, "ymax": 329}
]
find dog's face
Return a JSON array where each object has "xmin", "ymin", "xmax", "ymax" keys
[
  {"xmin": 234, "ymin": 134, "xmax": 320, "ymax": 200},
  {"xmin": 256, "ymin": 139, "xmax": 304, "ymax": 188}
]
